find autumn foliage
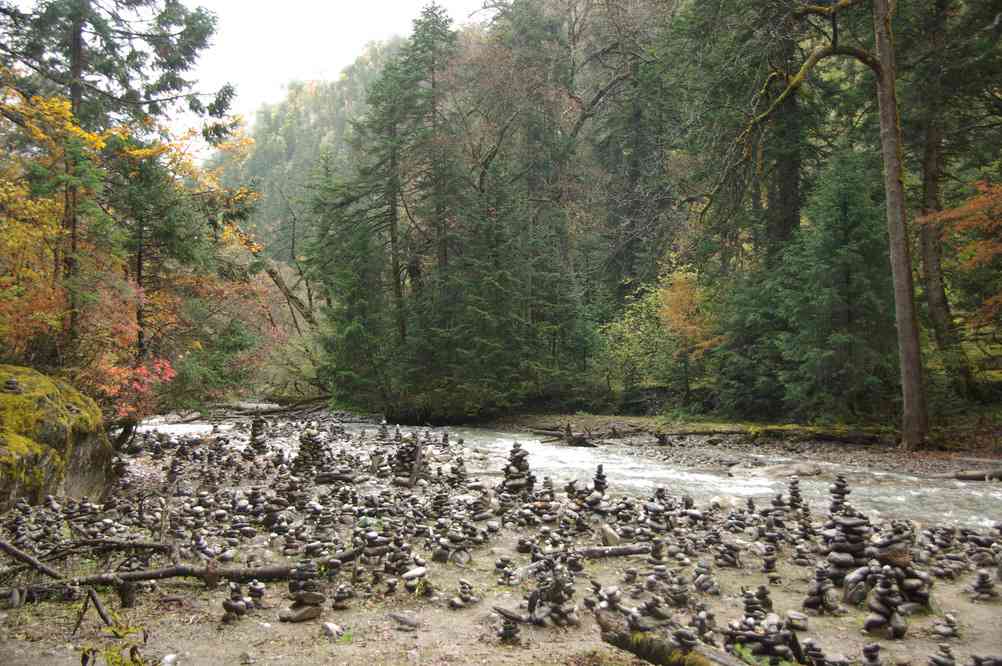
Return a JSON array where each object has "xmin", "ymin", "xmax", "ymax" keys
[
  {"xmin": 0, "ymin": 68, "xmax": 280, "ymax": 420},
  {"xmin": 919, "ymin": 181, "xmax": 1002, "ymax": 327}
]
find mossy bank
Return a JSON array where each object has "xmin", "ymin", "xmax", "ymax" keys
[{"xmin": 0, "ymin": 365, "xmax": 113, "ymax": 512}]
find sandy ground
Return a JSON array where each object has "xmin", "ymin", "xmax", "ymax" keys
[
  {"xmin": 2, "ymin": 413, "xmax": 1001, "ymax": 665},
  {"xmin": 2, "ymin": 527, "xmax": 1001, "ymax": 666}
]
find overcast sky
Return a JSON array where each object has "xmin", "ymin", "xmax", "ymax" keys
[{"xmin": 189, "ymin": 0, "xmax": 489, "ymax": 124}]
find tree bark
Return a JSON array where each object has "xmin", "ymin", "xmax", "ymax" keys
[
  {"xmin": 766, "ymin": 34, "xmax": 802, "ymax": 257},
  {"xmin": 62, "ymin": 0, "xmax": 87, "ymax": 345},
  {"xmin": 595, "ymin": 609, "xmax": 746, "ymax": 666},
  {"xmin": 0, "ymin": 539, "xmax": 64, "ymax": 580},
  {"xmin": 872, "ymin": 0, "xmax": 928, "ymax": 449},
  {"xmin": 136, "ymin": 217, "xmax": 146, "ymax": 360},
  {"xmin": 388, "ymin": 122, "xmax": 406, "ymax": 343},
  {"xmin": 918, "ymin": 0, "xmax": 979, "ymax": 400}
]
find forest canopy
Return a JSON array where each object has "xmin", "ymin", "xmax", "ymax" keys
[{"xmin": 3, "ymin": 0, "xmax": 1001, "ymax": 447}]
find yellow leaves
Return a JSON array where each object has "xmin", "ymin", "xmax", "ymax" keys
[
  {"xmin": 657, "ymin": 270, "xmax": 722, "ymax": 357},
  {"xmin": 221, "ymin": 221, "xmax": 263, "ymax": 255},
  {"xmin": 123, "ymin": 144, "xmax": 168, "ymax": 161},
  {"xmin": 0, "ymin": 76, "xmax": 106, "ymax": 153}
]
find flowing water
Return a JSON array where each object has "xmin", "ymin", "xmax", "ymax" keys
[{"xmin": 139, "ymin": 419, "xmax": 1002, "ymax": 530}]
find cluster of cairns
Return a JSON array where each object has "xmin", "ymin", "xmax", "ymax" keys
[{"xmin": 3, "ymin": 414, "xmax": 1002, "ymax": 666}]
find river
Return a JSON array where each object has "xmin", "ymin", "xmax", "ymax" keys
[{"xmin": 139, "ymin": 418, "xmax": 1002, "ymax": 530}]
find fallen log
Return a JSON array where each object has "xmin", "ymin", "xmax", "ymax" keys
[
  {"xmin": 930, "ymin": 469, "xmax": 1002, "ymax": 481},
  {"xmin": 2, "ymin": 547, "xmax": 363, "ymax": 600},
  {"xmin": 576, "ymin": 543, "xmax": 652, "ymax": 559},
  {"xmin": 595, "ymin": 609, "xmax": 745, "ymax": 666},
  {"xmin": 511, "ymin": 543, "xmax": 652, "ymax": 582},
  {"xmin": 0, "ymin": 539, "xmax": 64, "ymax": 580}
]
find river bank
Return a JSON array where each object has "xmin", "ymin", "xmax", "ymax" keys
[
  {"xmin": 1, "ymin": 410, "xmax": 1000, "ymax": 665},
  {"xmin": 490, "ymin": 413, "xmax": 1002, "ymax": 478}
]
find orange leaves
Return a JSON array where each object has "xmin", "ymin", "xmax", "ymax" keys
[
  {"xmin": 75, "ymin": 356, "xmax": 176, "ymax": 419},
  {"xmin": 918, "ymin": 180, "xmax": 1002, "ymax": 324},
  {"xmin": 919, "ymin": 180, "xmax": 1002, "ymax": 270}
]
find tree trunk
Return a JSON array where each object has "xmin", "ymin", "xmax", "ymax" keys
[
  {"xmin": 63, "ymin": 1, "xmax": 87, "ymax": 345},
  {"xmin": 136, "ymin": 218, "xmax": 146, "ymax": 360},
  {"xmin": 872, "ymin": 0, "xmax": 928, "ymax": 449},
  {"xmin": 918, "ymin": 0, "xmax": 979, "ymax": 401},
  {"xmin": 388, "ymin": 123, "xmax": 406, "ymax": 343},
  {"xmin": 766, "ymin": 34, "xmax": 802, "ymax": 257}
]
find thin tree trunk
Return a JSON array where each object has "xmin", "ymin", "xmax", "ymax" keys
[
  {"xmin": 872, "ymin": 0, "xmax": 928, "ymax": 449},
  {"xmin": 63, "ymin": 1, "xmax": 86, "ymax": 344},
  {"xmin": 918, "ymin": 0, "xmax": 979, "ymax": 401},
  {"xmin": 136, "ymin": 218, "xmax": 146, "ymax": 360},
  {"xmin": 388, "ymin": 123, "xmax": 406, "ymax": 343}
]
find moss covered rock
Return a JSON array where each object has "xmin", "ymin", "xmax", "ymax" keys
[{"xmin": 0, "ymin": 365, "xmax": 113, "ymax": 512}]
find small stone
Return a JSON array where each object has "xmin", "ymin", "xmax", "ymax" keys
[
  {"xmin": 786, "ymin": 610, "xmax": 809, "ymax": 631},
  {"xmin": 322, "ymin": 622, "xmax": 344, "ymax": 639},
  {"xmin": 279, "ymin": 605, "xmax": 321, "ymax": 622},
  {"xmin": 294, "ymin": 591, "xmax": 327, "ymax": 606},
  {"xmin": 402, "ymin": 566, "xmax": 427, "ymax": 580}
]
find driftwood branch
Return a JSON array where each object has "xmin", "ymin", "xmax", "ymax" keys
[
  {"xmin": 0, "ymin": 539, "xmax": 64, "ymax": 580},
  {"xmin": 3, "ymin": 547, "xmax": 363, "ymax": 601},
  {"xmin": 930, "ymin": 469, "xmax": 1002, "ymax": 481},
  {"xmin": 595, "ymin": 609, "xmax": 745, "ymax": 666},
  {"xmin": 575, "ymin": 543, "xmax": 652, "ymax": 559}
]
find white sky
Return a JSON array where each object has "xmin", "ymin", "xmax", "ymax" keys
[{"xmin": 189, "ymin": 0, "xmax": 490, "ymax": 124}]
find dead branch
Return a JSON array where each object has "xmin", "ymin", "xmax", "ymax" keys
[{"xmin": 0, "ymin": 539, "xmax": 64, "ymax": 580}]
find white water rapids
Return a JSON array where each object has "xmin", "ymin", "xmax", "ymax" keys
[{"xmin": 138, "ymin": 419, "xmax": 1001, "ymax": 529}]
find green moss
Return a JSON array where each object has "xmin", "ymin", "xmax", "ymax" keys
[{"xmin": 0, "ymin": 364, "xmax": 111, "ymax": 509}]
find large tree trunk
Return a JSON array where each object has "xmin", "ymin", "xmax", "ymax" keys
[
  {"xmin": 918, "ymin": 0, "xmax": 979, "ymax": 401},
  {"xmin": 872, "ymin": 0, "xmax": 928, "ymax": 449},
  {"xmin": 766, "ymin": 34, "xmax": 802, "ymax": 258}
]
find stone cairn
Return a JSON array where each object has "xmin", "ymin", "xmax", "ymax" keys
[
  {"xmin": 788, "ymin": 475, "xmax": 803, "ymax": 510},
  {"xmin": 929, "ymin": 644, "xmax": 957, "ymax": 666},
  {"xmin": 715, "ymin": 542, "xmax": 742, "ymax": 568},
  {"xmin": 291, "ymin": 428, "xmax": 325, "ymax": 480},
  {"xmin": 331, "ymin": 583, "xmax": 353, "ymax": 610},
  {"xmin": 248, "ymin": 580, "xmax": 266, "ymax": 609},
  {"xmin": 392, "ymin": 438, "xmax": 425, "ymax": 487},
  {"xmin": 802, "ymin": 563, "xmax": 843, "ymax": 614},
  {"xmin": 861, "ymin": 643, "xmax": 883, "ymax": 666},
  {"xmin": 526, "ymin": 564, "xmax": 579, "ymax": 627},
  {"xmin": 829, "ymin": 474, "xmax": 850, "ymax": 515},
  {"xmin": 281, "ymin": 559, "xmax": 325, "ymax": 622},
  {"xmin": 863, "ymin": 565, "xmax": 907, "ymax": 638},
  {"xmin": 249, "ymin": 416, "xmax": 268, "ymax": 455},
  {"xmin": 803, "ymin": 639, "xmax": 828, "ymax": 666},
  {"xmin": 931, "ymin": 613, "xmax": 959, "ymax": 639},
  {"xmin": 222, "ymin": 582, "xmax": 252, "ymax": 623},
  {"xmin": 968, "ymin": 569, "xmax": 998, "ymax": 601},
  {"xmin": 723, "ymin": 591, "xmax": 796, "ymax": 664},
  {"xmin": 693, "ymin": 560, "xmax": 720, "ymax": 595},
  {"xmin": 499, "ymin": 442, "xmax": 535, "ymax": 497},
  {"xmin": 498, "ymin": 616, "xmax": 521, "ymax": 644},
  {"xmin": 822, "ymin": 509, "xmax": 872, "ymax": 585},
  {"xmin": 449, "ymin": 579, "xmax": 480, "ymax": 609}
]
